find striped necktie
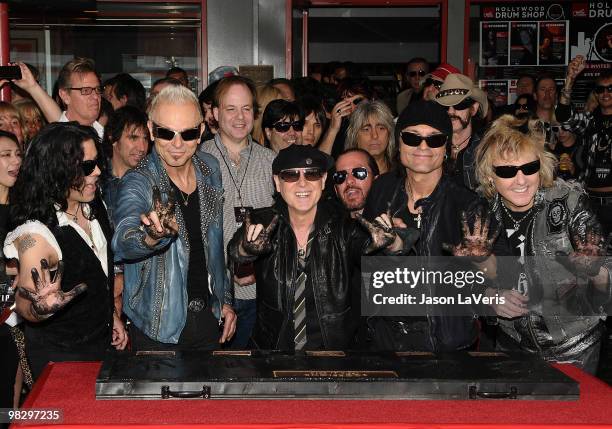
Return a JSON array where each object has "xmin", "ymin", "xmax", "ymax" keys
[{"xmin": 293, "ymin": 271, "xmax": 307, "ymax": 350}]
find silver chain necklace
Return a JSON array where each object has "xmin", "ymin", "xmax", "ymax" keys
[{"xmin": 501, "ymin": 202, "xmax": 533, "ymax": 230}]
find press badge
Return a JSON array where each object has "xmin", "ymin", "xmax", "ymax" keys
[{"xmin": 234, "ymin": 206, "xmax": 253, "ymax": 223}]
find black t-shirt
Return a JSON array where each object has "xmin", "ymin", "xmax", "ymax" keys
[
  {"xmin": 170, "ymin": 181, "xmax": 218, "ymax": 348},
  {"xmin": 585, "ymin": 114, "xmax": 612, "ymax": 189}
]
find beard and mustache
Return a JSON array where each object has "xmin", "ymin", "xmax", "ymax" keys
[{"xmin": 448, "ymin": 113, "xmax": 471, "ymax": 130}]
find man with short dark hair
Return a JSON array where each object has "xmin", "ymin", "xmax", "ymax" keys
[
  {"xmin": 229, "ymin": 144, "xmax": 411, "ymax": 350},
  {"xmin": 333, "ymin": 148, "xmax": 379, "ymax": 218},
  {"xmin": 396, "ymin": 57, "xmax": 429, "ymax": 114},
  {"xmin": 200, "ymin": 75, "xmax": 276, "ymax": 348},
  {"xmin": 534, "ymin": 75, "xmax": 558, "ymax": 123},
  {"xmin": 435, "ymin": 73, "xmax": 488, "ymax": 190},
  {"xmin": 104, "ymin": 73, "xmax": 146, "ymax": 112},
  {"xmin": 166, "ymin": 66, "xmax": 189, "ymax": 87}
]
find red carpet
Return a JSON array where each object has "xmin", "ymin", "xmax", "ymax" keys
[{"xmin": 15, "ymin": 361, "xmax": 612, "ymax": 428}]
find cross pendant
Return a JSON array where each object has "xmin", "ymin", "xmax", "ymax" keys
[{"xmin": 415, "ymin": 213, "xmax": 421, "ymax": 229}]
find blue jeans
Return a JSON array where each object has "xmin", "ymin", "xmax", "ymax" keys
[{"xmin": 229, "ymin": 298, "xmax": 257, "ymax": 349}]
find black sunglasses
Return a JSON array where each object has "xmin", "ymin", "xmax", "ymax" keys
[
  {"xmin": 409, "ymin": 70, "xmax": 426, "ymax": 77},
  {"xmin": 444, "ymin": 97, "xmax": 475, "ymax": 111},
  {"xmin": 332, "ymin": 167, "xmax": 369, "ymax": 185},
  {"xmin": 400, "ymin": 132, "xmax": 448, "ymax": 148},
  {"xmin": 278, "ymin": 168, "xmax": 324, "ymax": 183},
  {"xmin": 152, "ymin": 122, "xmax": 201, "ymax": 141},
  {"xmin": 81, "ymin": 158, "xmax": 103, "ymax": 176},
  {"xmin": 424, "ymin": 78, "xmax": 442, "ymax": 89},
  {"xmin": 493, "ymin": 160, "xmax": 540, "ymax": 179},
  {"xmin": 272, "ymin": 120, "xmax": 304, "ymax": 133},
  {"xmin": 594, "ymin": 84, "xmax": 612, "ymax": 94}
]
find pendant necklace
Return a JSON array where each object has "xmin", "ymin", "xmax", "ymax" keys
[
  {"xmin": 405, "ymin": 180, "xmax": 423, "ymax": 228},
  {"xmin": 501, "ymin": 203, "xmax": 533, "ymax": 230},
  {"xmin": 64, "ymin": 205, "xmax": 79, "ymax": 222},
  {"xmin": 451, "ymin": 134, "xmax": 470, "ymax": 153},
  {"xmin": 177, "ymin": 188, "xmax": 190, "ymax": 206}
]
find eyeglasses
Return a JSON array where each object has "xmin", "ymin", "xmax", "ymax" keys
[
  {"xmin": 445, "ymin": 97, "xmax": 475, "ymax": 111},
  {"xmin": 278, "ymin": 168, "xmax": 324, "ymax": 182},
  {"xmin": 332, "ymin": 167, "xmax": 369, "ymax": 185},
  {"xmin": 272, "ymin": 120, "xmax": 304, "ymax": 133},
  {"xmin": 424, "ymin": 78, "xmax": 442, "ymax": 89},
  {"xmin": 81, "ymin": 158, "xmax": 103, "ymax": 176},
  {"xmin": 400, "ymin": 131, "xmax": 448, "ymax": 148},
  {"xmin": 594, "ymin": 84, "xmax": 612, "ymax": 94},
  {"xmin": 66, "ymin": 86, "xmax": 104, "ymax": 96},
  {"xmin": 152, "ymin": 122, "xmax": 201, "ymax": 141},
  {"xmin": 516, "ymin": 103, "xmax": 529, "ymax": 110},
  {"xmin": 493, "ymin": 160, "xmax": 540, "ymax": 179},
  {"xmin": 408, "ymin": 70, "xmax": 426, "ymax": 77}
]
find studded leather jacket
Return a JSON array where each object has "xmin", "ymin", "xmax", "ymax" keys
[
  {"xmin": 112, "ymin": 148, "xmax": 230, "ymax": 344},
  {"xmin": 490, "ymin": 179, "xmax": 611, "ymax": 360}
]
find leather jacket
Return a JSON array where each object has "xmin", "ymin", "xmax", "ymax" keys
[
  {"xmin": 112, "ymin": 148, "xmax": 230, "ymax": 344},
  {"xmin": 490, "ymin": 179, "xmax": 611, "ymax": 360},
  {"xmin": 362, "ymin": 172, "xmax": 481, "ymax": 351},
  {"xmin": 228, "ymin": 199, "xmax": 367, "ymax": 350}
]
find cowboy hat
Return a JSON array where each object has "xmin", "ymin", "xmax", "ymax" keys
[{"xmin": 435, "ymin": 73, "xmax": 489, "ymax": 118}]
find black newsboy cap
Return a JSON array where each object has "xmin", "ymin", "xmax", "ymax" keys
[{"xmin": 272, "ymin": 144, "xmax": 334, "ymax": 174}]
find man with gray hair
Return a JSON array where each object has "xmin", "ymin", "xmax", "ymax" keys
[{"xmin": 112, "ymin": 84, "xmax": 236, "ymax": 350}]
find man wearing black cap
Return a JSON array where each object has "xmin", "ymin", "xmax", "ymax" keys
[
  {"xmin": 228, "ymin": 144, "xmax": 414, "ymax": 350},
  {"xmin": 363, "ymin": 100, "xmax": 482, "ymax": 352}
]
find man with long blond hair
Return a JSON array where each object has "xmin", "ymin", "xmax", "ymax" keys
[{"xmin": 467, "ymin": 114, "xmax": 611, "ymax": 373}]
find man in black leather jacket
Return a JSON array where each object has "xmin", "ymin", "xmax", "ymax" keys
[
  {"xmin": 362, "ymin": 100, "xmax": 482, "ymax": 352},
  {"xmin": 228, "ymin": 144, "xmax": 416, "ymax": 350}
]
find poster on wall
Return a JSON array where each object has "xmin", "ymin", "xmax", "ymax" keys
[
  {"xmin": 539, "ymin": 21, "xmax": 568, "ymax": 65},
  {"xmin": 509, "ymin": 22, "xmax": 538, "ymax": 66},
  {"xmin": 479, "ymin": 80, "xmax": 509, "ymax": 107},
  {"xmin": 480, "ymin": 22, "xmax": 509, "ymax": 66}
]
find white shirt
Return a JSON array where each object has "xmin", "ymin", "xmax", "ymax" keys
[{"xmin": 59, "ymin": 111, "xmax": 104, "ymax": 140}]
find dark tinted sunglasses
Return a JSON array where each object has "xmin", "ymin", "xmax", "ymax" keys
[
  {"xmin": 278, "ymin": 168, "xmax": 324, "ymax": 182},
  {"xmin": 81, "ymin": 158, "xmax": 103, "ymax": 176},
  {"xmin": 272, "ymin": 120, "xmax": 304, "ymax": 133},
  {"xmin": 444, "ymin": 97, "xmax": 475, "ymax": 111},
  {"xmin": 152, "ymin": 122, "xmax": 201, "ymax": 141},
  {"xmin": 493, "ymin": 159, "xmax": 540, "ymax": 179},
  {"xmin": 594, "ymin": 84, "xmax": 612, "ymax": 94},
  {"xmin": 409, "ymin": 70, "xmax": 426, "ymax": 77},
  {"xmin": 424, "ymin": 78, "xmax": 442, "ymax": 89},
  {"xmin": 516, "ymin": 103, "xmax": 529, "ymax": 110},
  {"xmin": 400, "ymin": 132, "xmax": 448, "ymax": 148},
  {"xmin": 332, "ymin": 167, "xmax": 369, "ymax": 185}
]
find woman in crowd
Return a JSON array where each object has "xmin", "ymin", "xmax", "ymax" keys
[
  {"xmin": 299, "ymin": 96, "xmax": 327, "ymax": 147},
  {"xmin": 252, "ymin": 84, "xmax": 282, "ymax": 145},
  {"xmin": 0, "ymin": 102, "xmax": 25, "ymax": 149},
  {"xmin": 474, "ymin": 115, "xmax": 610, "ymax": 374},
  {"xmin": 0, "ymin": 130, "xmax": 23, "ymax": 409},
  {"xmin": 345, "ymin": 100, "xmax": 395, "ymax": 174},
  {"xmin": 4, "ymin": 122, "xmax": 127, "ymax": 380},
  {"xmin": 261, "ymin": 99, "xmax": 305, "ymax": 153},
  {"xmin": 13, "ymin": 99, "xmax": 46, "ymax": 145}
]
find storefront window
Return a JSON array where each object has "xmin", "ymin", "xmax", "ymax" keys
[{"xmin": 9, "ymin": 2, "xmax": 202, "ymax": 94}]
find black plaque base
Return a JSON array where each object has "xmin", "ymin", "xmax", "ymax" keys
[{"xmin": 95, "ymin": 350, "xmax": 579, "ymax": 400}]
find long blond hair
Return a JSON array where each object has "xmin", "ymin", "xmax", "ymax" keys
[{"xmin": 252, "ymin": 84, "xmax": 282, "ymax": 145}]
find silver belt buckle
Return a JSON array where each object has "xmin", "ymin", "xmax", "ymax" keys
[{"xmin": 188, "ymin": 298, "xmax": 206, "ymax": 312}]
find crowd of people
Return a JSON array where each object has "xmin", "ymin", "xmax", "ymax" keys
[{"xmin": 0, "ymin": 53, "xmax": 610, "ymax": 411}]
